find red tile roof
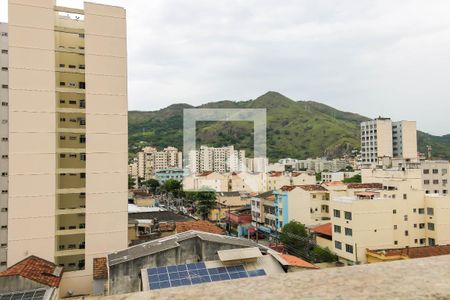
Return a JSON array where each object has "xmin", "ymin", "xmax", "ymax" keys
[
  {"xmin": 310, "ymin": 223, "xmax": 332, "ymax": 237},
  {"xmin": 268, "ymin": 171, "xmax": 283, "ymax": 177},
  {"xmin": 279, "ymin": 254, "xmax": 320, "ymax": 269},
  {"xmin": 280, "ymin": 185, "xmax": 328, "ymax": 192},
  {"xmin": 0, "ymin": 255, "xmax": 63, "ymax": 287},
  {"xmin": 176, "ymin": 220, "xmax": 225, "ymax": 235},
  {"xmin": 347, "ymin": 183, "xmax": 382, "ymax": 189},
  {"xmin": 93, "ymin": 257, "xmax": 108, "ymax": 280},
  {"xmin": 198, "ymin": 171, "xmax": 214, "ymax": 177},
  {"xmin": 368, "ymin": 245, "xmax": 450, "ymax": 259}
]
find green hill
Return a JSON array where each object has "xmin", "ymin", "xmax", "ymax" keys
[{"xmin": 128, "ymin": 92, "xmax": 450, "ymax": 161}]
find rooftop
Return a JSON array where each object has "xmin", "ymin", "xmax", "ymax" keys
[
  {"xmin": 367, "ymin": 244, "xmax": 450, "ymax": 259},
  {"xmin": 0, "ymin": 256, "xmax": 63, "ymax": 288},
  {"xmin": 346, "ymin": 183, "xmax": 383, "ymax": 189},
  {"xmin": 83, "ymin": 255, "xmax": 450, "ymax": 300},
  {"xmin": 108, "ymin": 231, "xmax": 258, "ymax": 266},
  {"xmin": 310, "ymin": 223, "xmax": 332, "ymax": 237},
  {"xmin": 176, "ymin": 221, "xmax": 224, "ymax": 235},
  {"xmin": 280, "ymin": 185, "xmax": 327, "ymax": 192}
]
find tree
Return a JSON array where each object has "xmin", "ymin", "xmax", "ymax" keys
[
  {"xmin": 141, "ymin": 179, "xmax": 160, "ymax": 194},
  {"xmin": 343, "ymin": 174, "xmax": 361, "ymax": 183},
  {"xmin": 310, "ymin": 246, "xmax": 337, "ymax": 263},
  {"xmin": 128, "ymin": 175, "xmax": 136, "ymax": 189},
  {"xmin": 316, "ymin": 172, "xmax": 322, "ymax": 182},
  {"xmin": 161, "ymin": 179, "xmax": 182, "ymax": 197},
  {"xmin": 279, "ymin": 221, "xmax": 311, "ymax": 257},
  {"xmin": 185, "ymin": 191, "xmax": 216, "ymax": 220}
]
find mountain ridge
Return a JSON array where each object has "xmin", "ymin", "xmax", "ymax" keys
[{"xmin": 128, "ymin": 92, "xmax": 450, "ymax": 161}]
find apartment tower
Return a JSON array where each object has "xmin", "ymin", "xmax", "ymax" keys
[
  {"xmin": 7, "ymin": 0, "xmax": 128, "ymax": 295},
  {"xmin": 360, "ymin": 117, "xmax": 417, "ymax": 164},
  {"xmin": 0, "ymin": 23, "xmax": 8, "ymax": 270}
]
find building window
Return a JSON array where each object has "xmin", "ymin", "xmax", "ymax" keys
[
  {"xmin": 0, "ymin": 208, "xmax": 6, "ymax": 212},
  {"xmin": 333, "ymin": 209, "xmax": 340, "ymax": 218},
  {"xmin": 433, "ymin": 180, "xmax": 439, "ymax": 185},
  {"xmin": 393, "ymin": 209, "xmax": 397, "ymax": 214},
  {"xmin": 1, "ymin": 32, "xmax": 7, "ymax": 37},
  {"xmin": 432, "ymin": 169, "xmax": 438, "ymax": 174},
  {"xmin": 423, "ymin": 169, "xmax": 429, "ymax": 174},
  {"xmin": 345, "ymin": 227, "xmax": 352, "ymax": 236},
  {"xmin": 427, "ymin": 207, "xmax": 434, "ymax": 215},
  {"xmin": 1, "ymin": 102, "xmax": 7, "ymax": 106},
  {"xmin": 335, "ymin": 240, "xmax": 342, "ymax": 250},
  {"xmin": 345, "ymin": 244, "xmax": 353, "ymax": 254},
  {"xmin": 1, "ymin": 85, "xmax": 7, "ymax": 89},
  {"xmin": 427, "ymin": 223, "xmax": 435, "ymax": 231},
  {"xmin": 334, "ymin": 225, "xmax": 341, "ymax": 233},
  {"xmin": 394, "ymin": 240, "xmax": 398, "ymax": 245},
  {"xmin": 1, "ymin": 67, "xmax": 7, "ymax": 71},
  {"xmin": 344, "ymin": 211, "xmax": 352, "ymax": 220},
  {"xmin": 394, "ymin": 225, "xmax": 397, "ymax": 230},
  {"xmin": 424, "ymin": 180, "xmax": 430, "ymax": 185},
  {"xmin": 404, "ymin": 230, "xmax": 408, "ymax": 236},
  {"xmin": 0, "ymin": 225, "xmax": 7, "ymax": 230},
  {"xmin": 419, "ymin": 223, "xmax": 425, "ymax": 229},
  {"xmin": 0, "ymin": 243, "xmax": 6, "ymax": 248},
  {"xmin": 428, "ymin": 238, "xmax": 436, "ymax": 246},
  {"xmin": 414, "ymin": 239, "xmax": 418, "ymax": 244},
  {"xmin": 1, "ymin": 50, "xmax": 7, "ymax": 54},
  {"xmin": 404, "ymin": 215, "xmax": 408, "ymax": 221},
  {"xmin": 418, "ymin": 208, "xmax": 425, "ymax": 214},
  {"xmin": 80, "ymin": 173, "xmax": 86, "ymax": 179},
  {"xmin": 403, "ymin": 194, "xmax": 407, "ymax": 200}
]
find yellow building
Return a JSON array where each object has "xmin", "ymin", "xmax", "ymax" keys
[
  {"xmin": 208, "ymin": 192, "xmax": 248, "ymax": 221},
  {"xmin": 6, "ymin": 0, "xmax": 128, "ymax": 296},
  {"xmin": 330, "ymin": 170, "xmax": 450, "ymax": 264}
]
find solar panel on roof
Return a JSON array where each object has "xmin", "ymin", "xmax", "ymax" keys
[
  {"xmin": 0, "ymin": 289, "xmax": 50, "ymax": 300},
  {"xmin": 147, "ymin": 262, "xmax": 266, "ymax": 290}
]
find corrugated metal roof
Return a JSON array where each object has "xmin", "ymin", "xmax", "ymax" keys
[
  {"xmin": 217, "ymin": 247, "xmax": 262, "ymax": 262},
  {"xmin": 108, "ymin": 231, "xmax": 259, "ymax": 266}
]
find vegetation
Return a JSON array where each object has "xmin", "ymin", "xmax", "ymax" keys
[
  {"xmin": 343, "ymin": 174, "xmax": 362, "ymax": 183},
  {"xmin": 141, "ymin": 179, "xmax": 160, "ymax": 194},
  {"xmin": 184, "ymin": 191, "xmax": 216, "ymax": 220},
  {"xmin": 280, "ymin": 221, "xmax": 337, "ymax": 263},
  {"xmin": 128, "ymin": 175, "xmax": 135, "ymax": 189},
  {"xmin": 128, "ymin": 92, "xmax": 450, "ymax": 161}
]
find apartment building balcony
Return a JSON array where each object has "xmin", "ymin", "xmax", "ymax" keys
[
  {"xmin": 58, "ymin": 173, "xmax": 86, "ymax": 189},
  {"xmin": 58, "ymin": 133, "xmax": 86, "ymax": 149},
  {"xmin": 55, "ymin": 45, "xmax": 85, "ymax": 55},
  {"xmin": 56, "ymin": 227, "xmax": 85, "ymax": 236},
  {"xmin": 55, "ymin": 248, "xmax": 85, "ymax": 258},
  {"xmin": 55, "ymin": 253, "xmax": 85, "ymax": 272},
  {"xmin": 58, "ymin": 113, "xmax": 86, "ymax": 131},
  {"xmin": 58, "ymin": 153, "xmax": 86, "ymax": 169}
]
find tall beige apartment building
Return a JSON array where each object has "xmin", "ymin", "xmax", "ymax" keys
[
  {"xmin": 0, "ymin": 22, "xmax": 8, "ymax": 270},
  {"xmin": 360, "ymin": 118, "xmax": 417, "ymax": 164},
  {"xmin": 6, "ymin": 0, "xmax": 128, "ymax": 295},
  {"xmin": 135, "ymin": 146, "xmax": 182, "ymax": 180}
]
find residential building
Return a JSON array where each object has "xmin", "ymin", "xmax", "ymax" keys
[
  {"xmin": 267, "ymin": 171, "xmax": 316, "ymax": 191},
  {"xmin": 360, "ymin": 117, "xmax": 417, "ymax": 164},
  {"xmin": 0, "ymin": 255, "xmax": 63, "ymax": 298},
  {"xmin": 245, "ymin": 157, "xmax": 268, "ymax": 173},
  {"xmin": 330, "ymin": 172, "xmax": 450, "ymax": 264},
  {"xmin": 208, "ymin": 191, "xmax": 249, "ymax": 222},
  {"xmin": 321, "ymin": 171, "xmax": 360, "ymax": 183},
  {"xmin": 189, "ymin": 145, "xmax": 246, "ymax": 174},
  {"xmin": 0, "ymin": 22, "xmax": 8, "ymax": 270},
  {"xmin": 135, "ymin": 146, "xmax": 183, "ymax": 180},
  {"xmin": 250, "ymin": 191, "xmax": 276, "ymax": 234},
  {"xmin": 154, "ymin": 167, "xmax": 184, "ymax": 184},
  {"xmin": 420, "ymin": 160, "xmax": 449, "ymax": 195},
  {"xmin": 183, "ymin": 171, "xmax": 230, "ymax": 191},
  {"xmin": 6, "ymin": 1, "xmax": 128, "ymax": 296},
  {"xmin": 274, "ymin": 185, "xmax": 330, "ymax": 229}
]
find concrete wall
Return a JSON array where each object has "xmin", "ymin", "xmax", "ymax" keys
[
  {"xmin": 0, "ymin": 275, "xmax": 47, "ymax": 293},
  {"xmin": 109, "ymin": 238, "xmax": 249, "ymax": 295}
]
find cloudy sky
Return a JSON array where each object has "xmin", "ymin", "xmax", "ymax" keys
[{"xmin": 1, "ymin": 0, "xmax": 450, "ymax": 135}]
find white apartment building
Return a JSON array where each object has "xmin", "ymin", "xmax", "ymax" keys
[
  {"xmin": 360, "ymin": 118, "xmax": 417, "ymax": 164},
  {"xmin": 6, "ymin": 1, "xmax": 128, "ymax": 295},
  {"xmin": 135, "ymin": 146, "xmax": 182, "ymax": 180},
  {"xmin": 189, "ymin": 145, "xmax": 246, "ymax": 174},
  {"xmin": 0, "ymin": 23, "xmax": 8, "ymax": 270},
  {"xmin": 421, "ymin": 160, "xmax": 449, "ymax": 196},
  {"xmin": 296, "ymin": 158, "xmax": 350, "ymax": 173}
]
